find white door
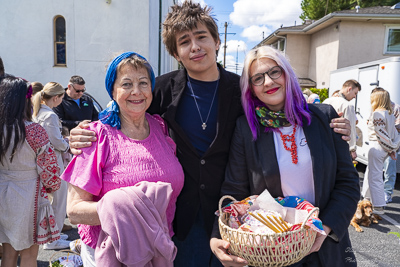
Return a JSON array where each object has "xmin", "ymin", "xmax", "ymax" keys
[{"xmin": 355, "ymin": 65, "xmax": 379, "ymax": 164}]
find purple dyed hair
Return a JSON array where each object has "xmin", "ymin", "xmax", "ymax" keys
[{"xmin": 240, "ymin": 46, "xmax": 311, "ymax": 140}]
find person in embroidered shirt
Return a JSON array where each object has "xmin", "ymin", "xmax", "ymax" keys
[
  {"xmin": 383, "ymin": 99, "xmax": 400, "ymax": 204},
  {"xmin": 210, "ymin": 46, "xmax": 360, "ymax": 267},
  {"xmin": 323, "ymin": 79, "xmax": 362, "ymax": 160},
  {"xmin": 361, "ymin": 87, "xmax": 400, "ymax": 215},
  {"xmin": 0, "ymin": 76, "xmax": 61, "ymax": 266},
  {"xmin": 61, "ymin": 52, "xmax": 184, "ymax": 267},
  {"xmin": 32, "ymin": 82, "xmax": 71, "ymax": 250}
]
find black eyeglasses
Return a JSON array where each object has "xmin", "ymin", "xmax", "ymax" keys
[
  {"xmin": 70, "ymin": 84, "xmax": 86, "ymax": 93},
  {"xmin": 249, "ymin": 66, "xmax": 283, "ymax": 86}
]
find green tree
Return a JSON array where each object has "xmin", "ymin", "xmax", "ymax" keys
[
  {"xmin": 360, "ymin": 0, "xmax": 400, "ymax": 8},
  {"xmin": 300, "ymin": 0, "xmax": 399, "ymax": 21}
]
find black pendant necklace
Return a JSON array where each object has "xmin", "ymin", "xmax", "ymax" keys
[{"xmin": 187, "ymin": 75, "xmax": 219, "ymax": 130}]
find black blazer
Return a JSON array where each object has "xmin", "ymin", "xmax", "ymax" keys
[
  {"xmin": 147, "ymin": 64, "xmax": 243, "ymax": 240},
  {"xmin": 216, "ymin": 104, "xmax": 360, "ymax": 266}
]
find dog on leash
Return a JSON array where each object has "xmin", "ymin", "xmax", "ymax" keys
[{"xmin": 350, "ymin": 199, "xmax": 382, "ymax": 232}]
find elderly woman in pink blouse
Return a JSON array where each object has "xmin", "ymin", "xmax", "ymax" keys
[{"xmin": 61, "ymin": 52, "xmax": 184, "ymax": 267}]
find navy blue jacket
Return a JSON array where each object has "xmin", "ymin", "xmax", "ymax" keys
[
  {"xmin": 147, "ymin": 64, "xmax": 243, "ymax": 240},
  {"xmin": 53, "ymin": 91, "xmax": 99, "ymax": 131}
]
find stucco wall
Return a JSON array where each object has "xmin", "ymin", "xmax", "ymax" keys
[
  {"xmin": 285, "ymin": 35, "xmax": 311, "ymax": 79},
  {"xmin": 0, "ymin": 0, "xmax": 176, "ymax": 107},
  {"xmin": 337, "ymin": 21, "xmax": 393, "ymax": 69},
  {"xmin": 308, "ymin": 23, "xmax": 339, "ymax": 89}
]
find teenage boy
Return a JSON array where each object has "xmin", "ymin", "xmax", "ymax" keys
[{"xmin": 68, "ymin": 1, "xmax": 351, "ymax": 266}]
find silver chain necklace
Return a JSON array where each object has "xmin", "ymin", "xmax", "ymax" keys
[{"xmin": 187, "ymin": 74, "xmax": 219, "ymax": 130}]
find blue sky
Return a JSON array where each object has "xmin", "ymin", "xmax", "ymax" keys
[{"xmin": 179, "ymin": 0, "xmax": 303, "ymax": 74}]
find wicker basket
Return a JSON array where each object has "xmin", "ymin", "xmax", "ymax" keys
[
  {"xmin": 48, "ymin": 249, "xmax": 82, "ymax": 267},
  {"xmin": 218, "ymin": 195, "xmax": 319, "ymax": 267}
]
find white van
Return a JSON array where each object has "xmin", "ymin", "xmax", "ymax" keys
[{"xmin": 329, "ymin": 57, "xmax": 400, "ymax": 171}]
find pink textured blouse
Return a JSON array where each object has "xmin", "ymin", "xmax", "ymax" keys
[{"xmin": 61, "ymin": 114, "xmax": 184, "ymax": 249}]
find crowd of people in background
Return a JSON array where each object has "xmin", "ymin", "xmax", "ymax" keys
[
  {"xmin": 303, "ymin": 82, "xmax": 400, "ymax": 215},
  {"xmin": 0, "ymin": 0, "xmax": 399, "ymax": 266}
]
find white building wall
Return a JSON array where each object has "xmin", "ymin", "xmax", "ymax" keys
[{"xmin": 0, "ymin": 0, "xmax": 177, "ymax": 107}]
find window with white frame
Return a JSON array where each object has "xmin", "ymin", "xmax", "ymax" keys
[
  {"xmin": 384, "ymin": 25, "xmax": 400, "ymax": 54},
  {"xmin": 54, "ymin": 16, "xmax": 66, "ymax": 66},
  {"xmin": 271, "ymin": 39, "xmax": 285, "ymax": 53}
]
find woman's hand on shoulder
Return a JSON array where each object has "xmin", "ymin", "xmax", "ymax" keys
[
  {"xmin": 330, "ymin": 112, "xmax": 351, "ymax": 141},
  {"xmin": 69, "ymin": 120, "xmax": 97, "ymax": 155},
  {"xmin": 210, "ymin": 238, "xmax": 248, "ymax": 267}
]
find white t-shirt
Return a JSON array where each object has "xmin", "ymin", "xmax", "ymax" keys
[{"xmin": 273, "ymin": 125, "xmax": 315, "ymax": 204}]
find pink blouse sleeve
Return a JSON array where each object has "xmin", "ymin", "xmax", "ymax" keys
[
  {"xmin": 26, "ymin": 123, "xmax": 61, "ymax": 193},
  {"xmin": 61, "ymin": 122, "xmax": 109, "ymax": 196}
]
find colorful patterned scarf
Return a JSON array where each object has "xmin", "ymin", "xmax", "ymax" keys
[{"xmin": 255, "ymin": 106, "xmax": 290, "ymax": 128}]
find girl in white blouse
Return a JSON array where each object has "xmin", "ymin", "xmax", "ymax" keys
[{"xmin": 362, "ymin": 88, "xmax": 400, "ymax": 214}]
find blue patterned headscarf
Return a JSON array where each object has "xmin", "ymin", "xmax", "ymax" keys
[{"xmin": 98, "ymin": 52, "xmax": 156, "ymax": 129}]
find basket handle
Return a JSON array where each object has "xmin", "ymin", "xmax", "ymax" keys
[
  {"xmin": 48, "ymin": 249, "xmax": 80, "ymax": 266},
  {"xmin": 218, "ymin": 195, "xmax": 237, "ymax": 215},
  {"xmin": 300, "ymin": 207, "xmax": 319, "ymax": 229}
]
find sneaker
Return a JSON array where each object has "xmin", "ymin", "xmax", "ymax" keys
[
  {"xmin": 43, "ymin": 239, "xmax": 71, "ymax": 250},
  {"xmin": 385, "ymin": 193, "xmax": 393, "ymax": 204},
  {"xmin": 373, "ymin": 206, "xmax": 385, "ymax": 215},
  {"xmin": 60, "ymin": 234, "xmax": 69, "ymax": 240}
]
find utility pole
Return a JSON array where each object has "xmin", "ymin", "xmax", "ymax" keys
[
  {"xmin": 236, "ymin": 44, "xmax": 240, "ymax": 74},
  {"xmin": 223, "ymin": 22, "xmax": 227, "ymax": 68},
  {"xmin": 220, "ymin": 22, "xmax": 235, "ymax": 68}
]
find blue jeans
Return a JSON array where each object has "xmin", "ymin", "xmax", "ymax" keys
[
  {"xmin": 173, "ymin": 209, "xmax": 223, "ymax": 267},
  {"xmin": 384, "ymin": 156, "xmax": 397, "ymax": 196}
]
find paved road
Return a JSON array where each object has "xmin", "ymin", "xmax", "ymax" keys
[
  {"xmin": 349, "ymin": 164, "xmax": 400, "ymax": 267},
  {"xmin": 2, "ymin": 164, "xmax": 400, "ymax": 266}
]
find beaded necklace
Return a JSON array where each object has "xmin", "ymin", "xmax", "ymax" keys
[{"xmin": 276, "ymin": 124, "xmax": 298, "ymax": 164}]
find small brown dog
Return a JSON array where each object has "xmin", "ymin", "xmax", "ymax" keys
[{"xmin": 350, "ymin": 199, "xmax": 382, "ymax": 232}]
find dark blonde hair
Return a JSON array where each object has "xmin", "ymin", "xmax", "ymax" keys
[
  {"xmin": 162, "ymin": 0, "xmax": 220, "ymax": 58},
  {"xmin": 31, "ymin": 81, "xmax": 44, "ymax": 96},
  {"xmin": 370, "ymin": 88, "xmax": 392, "ymax": 114},
  {"xmin": 32, "ymin": 82, "xmax": 65, "ymax": 117}
]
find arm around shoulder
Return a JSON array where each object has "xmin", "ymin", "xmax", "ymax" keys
[{"xmin": 318, "ymin": 110, "xmax": 360, "ymax": 240}]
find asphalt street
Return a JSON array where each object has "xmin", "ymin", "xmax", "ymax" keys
[
  {"xmin": 1, "ymin": 164, "xmax": 400, "ymax": 266},
  {"xmin": 348, "ymin": 164, "xmax": 400, "ymax": 267}
]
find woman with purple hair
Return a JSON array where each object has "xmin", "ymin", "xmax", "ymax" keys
[{"xmin": 210, "ymin": 46, "xmax": 360, "ymax": 267}]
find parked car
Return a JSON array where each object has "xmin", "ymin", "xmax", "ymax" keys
[{"xmin": 84, "ymin": 92, "xmax": 103, "ymax": 114}]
